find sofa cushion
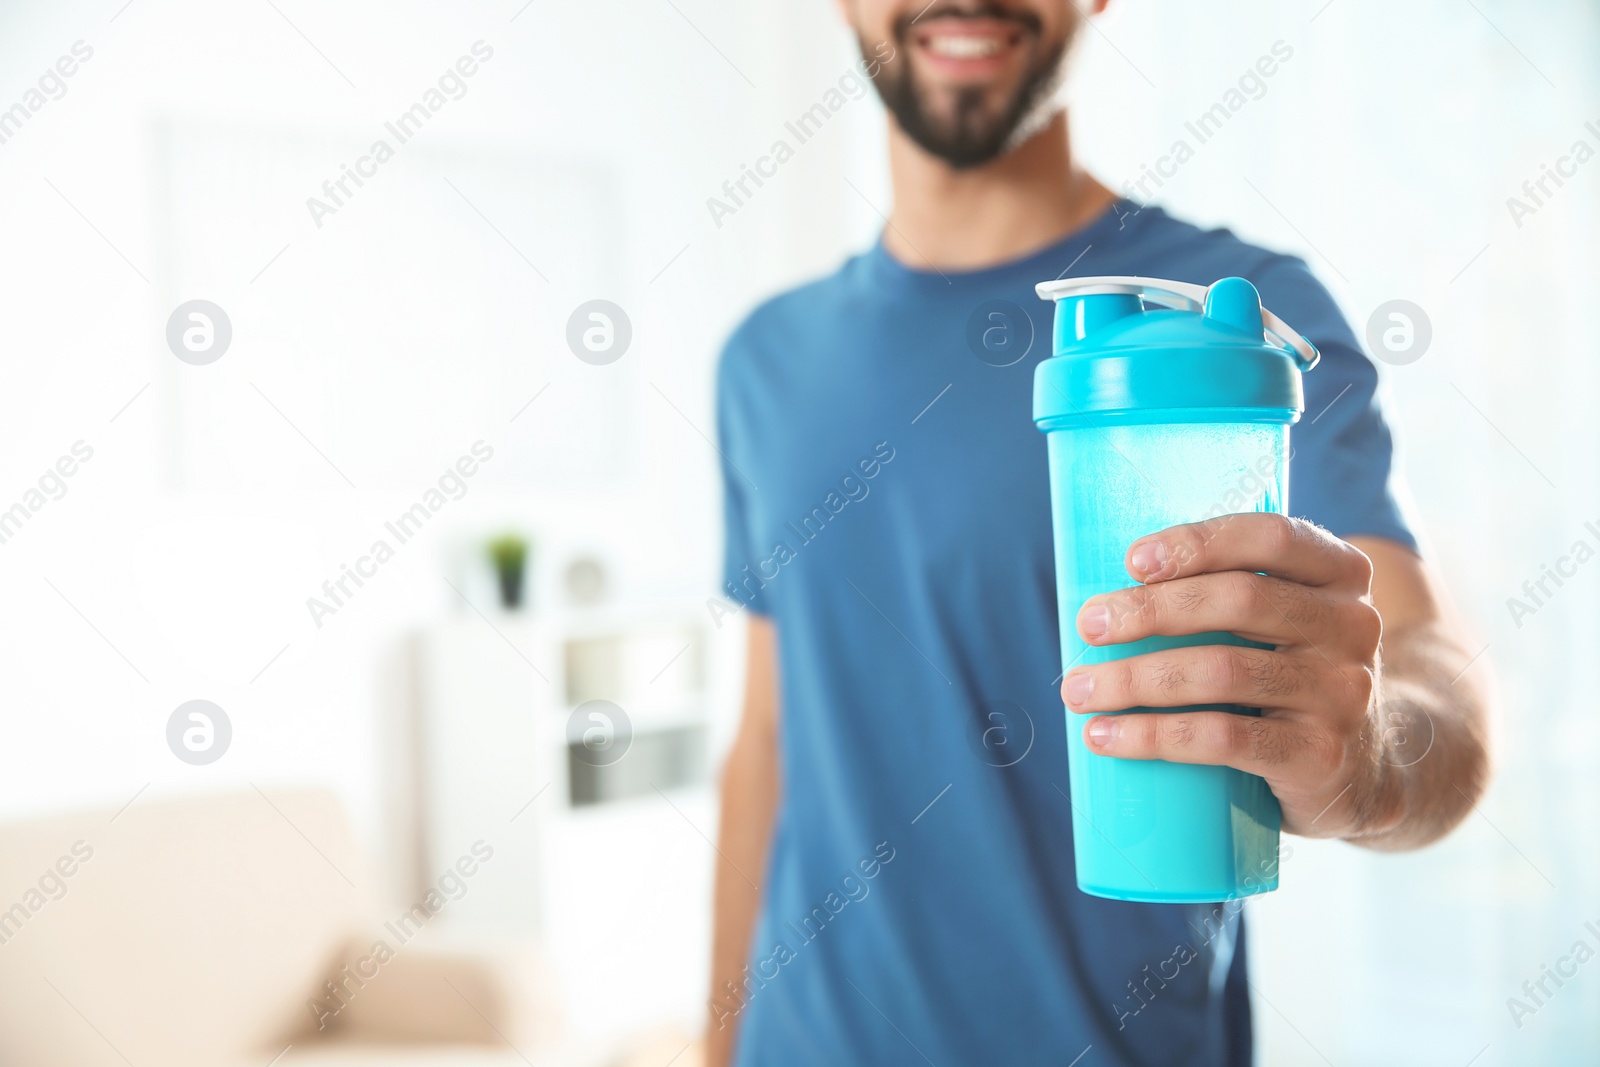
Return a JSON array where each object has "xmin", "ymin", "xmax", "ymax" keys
[{"xmin": 0, "ymin": 788, "xmax": 365, "ymax": 1067}]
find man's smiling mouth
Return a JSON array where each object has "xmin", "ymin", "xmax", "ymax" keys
[{"xmin": 912, "ymin": 17, "xmax": 1031, "ymax": 78}]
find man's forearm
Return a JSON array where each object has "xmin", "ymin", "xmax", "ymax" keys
[
  {"xmin": 705, "ymin": 728, "xmax": 780, "ymax": 1065},
  {"xmin": 1352, "ymin": 618, "xmax": 1493, "ymax": 852}
]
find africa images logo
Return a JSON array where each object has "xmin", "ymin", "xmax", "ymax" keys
[
  {"xmin": 704, "ymin": 41, "xmax": 895, "ymax": 229},
  {"xmin": 304, "ymin": 441, "xmax": 494, "ymax": 628},
  {"xmin": 711, "ymin": 441, "xmax": 896, "ymax": 627}
]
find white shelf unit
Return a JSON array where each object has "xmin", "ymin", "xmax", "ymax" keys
[{"xmin": 414, "ymin": 600, "xmax": 718, "ymax": 1038}]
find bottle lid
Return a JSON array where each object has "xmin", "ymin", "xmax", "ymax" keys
[{"xmin": 1032, "ymin": 276, "xmax": 1317, "ymax": 431}]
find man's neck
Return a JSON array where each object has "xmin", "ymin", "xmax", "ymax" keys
[{"xmin": 881, "ymin": 110, "xmax": 1116, "ymax": 273}]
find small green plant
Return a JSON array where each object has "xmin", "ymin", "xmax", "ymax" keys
[{"xmin": 487, "ymin": 533, "xmax": 530, "ymax": 609}]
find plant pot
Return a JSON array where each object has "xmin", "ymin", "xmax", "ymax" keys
[{"xmin": 496, "ymin": 564, "xmax": 525, "ymax": 610}]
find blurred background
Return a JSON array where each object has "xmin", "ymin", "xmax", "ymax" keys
[{"xmin": 0, "ymin": 0, "xmax": 1596, "ymax": 1064}]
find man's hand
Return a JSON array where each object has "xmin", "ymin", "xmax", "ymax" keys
[{"xmin": 1060, "ymin": 513, "xmax": 1403, "ymax": 841}]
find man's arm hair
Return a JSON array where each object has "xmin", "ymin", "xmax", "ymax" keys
[
  {"xmin": 705, "ymin": 615, "xmax": 781, "ymax": 1066},
  {"xmin": 1347, "ymin": 537, "xmax": 1493, "ymax": 851}
]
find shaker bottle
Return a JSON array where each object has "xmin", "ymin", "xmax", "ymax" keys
[{"xmin": 1032, "ymin": 275, "xmax": 1319, "ymax": 903}]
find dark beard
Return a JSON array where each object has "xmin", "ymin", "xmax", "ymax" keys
[{"xmin": 864, "ymin": 4, "xmax": 1070, "ymax": 170}]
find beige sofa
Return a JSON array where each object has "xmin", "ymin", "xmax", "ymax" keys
[{"xmin": 0, "ymin": 788, "xmax": 681, "ymax": 1067}]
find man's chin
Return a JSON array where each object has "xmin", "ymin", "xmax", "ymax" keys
[
  {"xmin": 878, "ymin": 60, "xmax": 1068, "ymax": 168},
  {"xmin": 898, "ymin": 100, "xmax": 1059, "ymax": 170},
  {"xmin": 915, "ymin": 77, "xmax": 1022, "ymax": 117},
  {"xmin": 870, "ymin": 33, "xmax": 1070, "ymax": 169}
]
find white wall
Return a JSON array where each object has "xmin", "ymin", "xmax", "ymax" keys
[{"xmin": 0, "ymin": 0, "xmax": 867, "ymax": 843}]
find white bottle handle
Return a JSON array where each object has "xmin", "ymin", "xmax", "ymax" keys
[{"xmin": 1034, "ymin": 275, "xmax": 1319, "ymax": 371}]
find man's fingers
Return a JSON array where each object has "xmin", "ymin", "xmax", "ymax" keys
[
  {"xmin": 1062, "ymin": 644, "xmax": 1342, "ymax": 715},
  {"xmin": 1078, "ymin": 571, "xmax": 1355, "ymax": 649},
  {"xmin": 1127, "ymin": 513, "xmax": 1373, "ymax": 592},
  {"xmin": 1082, "ymin": 708, "xmax": 1338, "ymax": 779}
]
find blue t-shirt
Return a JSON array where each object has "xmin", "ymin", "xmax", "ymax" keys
[{"xmin": 715, "ymin": 201, "xmax": 1414, "ymax": 1067}]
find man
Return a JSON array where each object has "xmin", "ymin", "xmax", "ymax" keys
[{"xmin": 707, "ymin": 2, "xmax": 1491, "ymax": 1064}]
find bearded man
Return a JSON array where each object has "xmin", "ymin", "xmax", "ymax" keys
[{"xmin": 706, "ymin": 4, "xmax": 1491, "ymax": 1064}]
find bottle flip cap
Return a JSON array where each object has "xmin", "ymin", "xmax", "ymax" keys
[{"xmin": 1032, "ymin": 275, "xmax": 1319, "ymax": 431}]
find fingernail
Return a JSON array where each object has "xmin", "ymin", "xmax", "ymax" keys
[
  {"xmin": 1080, "ymin": 605, "xmax": 1110, "ymax": 638},
  {"xmin": 1087, "ymin": 717, "xmax": 1117, "ymax": 748},
  {"xmin": 1065, "ymin": 671, "xmax": 1094, "ymax": 706},
  {"xmin": 1130, "ymin": 539, "xmax": 1168, "ymax": 578}
]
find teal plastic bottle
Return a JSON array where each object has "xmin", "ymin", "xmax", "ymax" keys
[{"xmin": 1032, "ymin": 276, "xmax": 1319, "ymax": 903}]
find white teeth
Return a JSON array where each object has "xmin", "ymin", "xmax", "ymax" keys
[{"xmin": 926, "ymin": 35, "xmax": 1003, "ymax": 58}]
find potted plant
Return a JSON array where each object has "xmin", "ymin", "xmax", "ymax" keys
[{"xmin": 487, "ymin": 533, "xmax": 530, "ymax": 610}]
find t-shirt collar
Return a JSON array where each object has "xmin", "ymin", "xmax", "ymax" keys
[{"xmin": 861, "ymin": 197, "xmax": 1143, "ymax": 294}]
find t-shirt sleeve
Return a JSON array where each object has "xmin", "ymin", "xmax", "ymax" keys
[
  {"xmin": 715, "ymin": 340, "xmax": 772, "ymax": 616},
  {"xmin": 1251, "ymin": 256, "xmax": 1419, "ymax": 553}
]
